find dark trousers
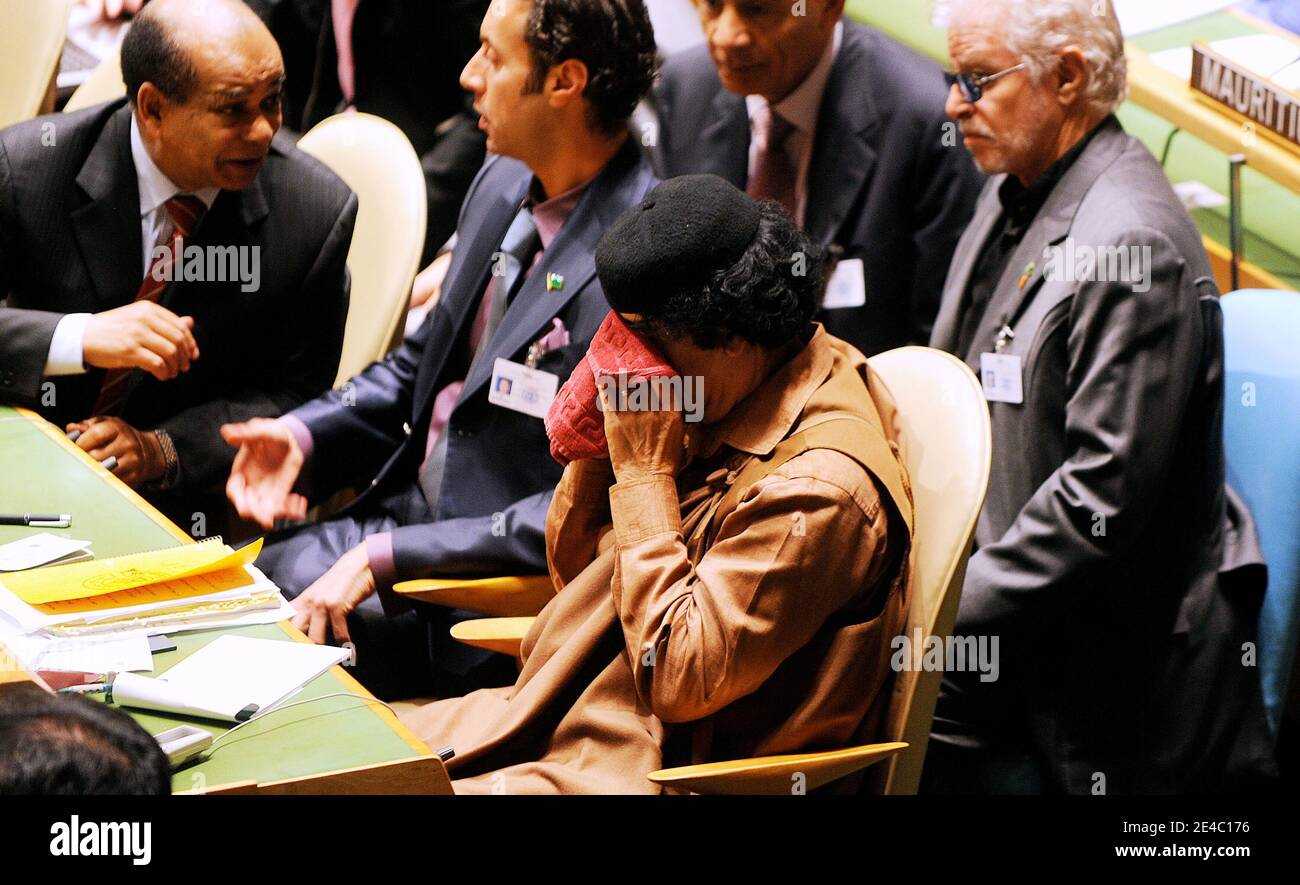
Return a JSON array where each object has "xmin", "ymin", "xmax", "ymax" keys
[{"xmin": 254, "ymin": 485, "xmax": 516, "ymax": 701}]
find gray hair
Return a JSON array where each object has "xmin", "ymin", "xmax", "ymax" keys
[{"xmin": 933, "ymin": 0, "xmax": 1128, "ymax": 116}]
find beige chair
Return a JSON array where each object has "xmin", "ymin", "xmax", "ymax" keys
[
  {"xmin": 63, "ymin": 46, "xmax": 124, "ymax": 112},
  {"xmin": 297, "ymin": 112, "xmax": 427, "ymax": 386},
  {"xmin": 408, "ymin": 346, "xmax": 993, "ymax": 794},
  {"xmin": 0, "ymin": 0, "xmax": 71, "ymax": 129}
]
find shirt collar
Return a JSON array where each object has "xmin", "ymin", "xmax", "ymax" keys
[
  {"xmin": 129, "ymin": 114, "xmax": 219, "ymax": 219},
  {"xmin": 745, "ymin": 20, "xmax": 843, "ymax": 135},
  {"xmin": 701, "ymin": 323, "xmax": 834, "ymax": 459},
  {"xmin": 524, "ymin": 175, "xmax": 593, "ymax": 251},
  {"xmin": 997, "ymin": 115, "xmax": 1113, "ymax": 219}
]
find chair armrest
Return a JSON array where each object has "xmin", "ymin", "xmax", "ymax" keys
[
  {"xmin": 448, "ymin": 617, "xmax": 536, "ymax": 658},
  {"xmin": 391, "ymin": 575, "xmax": 554, "ymax": 617},
  {"xmin": 646, "ymin": 742, "xmax": 908, "ymax": 795}
]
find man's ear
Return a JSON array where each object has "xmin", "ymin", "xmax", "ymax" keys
[
  {"xmin": 1055, "ymin": 47, "xmax": 1091, "ymax": 109},
  {"xmin": 135, "ymin": 82, "xmax": 167, "ymax": 139},
  {"xmin": 548, "ymin": 58, "xmax": 590, "ymax": 110}
]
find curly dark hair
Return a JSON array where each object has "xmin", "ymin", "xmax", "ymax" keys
[
  {"xmin": 522, "ymin": 0, "xmax": 658, "ymax": 136},
  {"xmin": 629, "ymin": 201, "xmax": 825, "ymax": 350},
  {"xmin": 120, "ymin": 8, "xmax": 199, "ymax": 105}
]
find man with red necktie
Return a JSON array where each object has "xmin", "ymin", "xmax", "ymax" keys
[{"xmin": 0, "ymin": 0, "xmax": 355, "ymax": 531}]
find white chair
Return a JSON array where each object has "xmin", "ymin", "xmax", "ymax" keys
[
  {"xmin": 63, "ymin": 46, "xmax": 124, "ymax": 112},
  {"xmin": 413, "ymin": 346, "xmax": 992, "ymax": 794},
  {"xmin": 297, "ymin": 113, "xmax": 427, "ymax": 386},
  {"xmin": 0, "ymin": 0, "xmax": 71, "ymax": 128}
]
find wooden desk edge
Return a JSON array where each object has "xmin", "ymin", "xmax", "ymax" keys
[{"xmin": 1124, "ymin": 45, "xmax": 1300, "ymax": 195}]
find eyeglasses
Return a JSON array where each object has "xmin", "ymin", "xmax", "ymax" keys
[{"xmin": 944, "ymin": 63, "xmax": 1027, "ymax": 103}]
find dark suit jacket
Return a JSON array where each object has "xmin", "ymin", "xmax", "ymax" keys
[
  {"xmin": 248, "ymin": 0, "xmax": 490, "ymax": 261},
  {"xmin": 289, "ymin": 138, "xmax": 658, "ymax": 580},
  {"xmin": 652, "ymin": 20, "xmax": 984, "ymax": 355},
  {"xmin": 0, "ymin": 100, "xmax": 356, "ymax": 492},
  {"xmin": 929, "ymin": 117, "xmax": 1276, "ymax": 793}
]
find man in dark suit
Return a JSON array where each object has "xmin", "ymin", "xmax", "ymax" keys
[
  {"xmin": 222, "ymin": 0, "xmax": 659, "ymax": 698},
  {"xmin": 651, "ymin": 0, "xmax": 983, "ymax": 355},
  {"xmin": 246, "ymin": 0, "xmax": 490, "ymax": 265},
  {"xmin": 0, "ymin": 0, "xmax": 354, "ymax": 530},
  {"xmin": 924, "ymin": 0, "xmax": 1275, "ymax": 793}
]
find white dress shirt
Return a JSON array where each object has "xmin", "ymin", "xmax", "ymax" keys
[
  {"xmin": 745, "ymin": 21, "xmax": 843, "ymax": 228},
  {"xmin": 43, "ymin": 115, "xmax": 219, "ymax": 377}
]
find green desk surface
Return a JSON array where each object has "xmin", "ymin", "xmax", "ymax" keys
[
  {"xmin": 846, "ymin": 2, "xmax": 1300, "ymax": 289},
  {"xmin": 0, "ymin": 406, "xmax": 428, "ymax": 791},
  {"xmin": 0, "ymin": 407, "xmax": 180, "ymax": 556}
]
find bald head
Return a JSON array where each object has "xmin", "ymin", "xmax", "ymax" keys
[
  {"xmin": 123, "ymin": 0, "xmax": 281, "ymax": 106},
  {"xmin": 124, "ymin": 0, "xmax": 286, "ymax": 192}
]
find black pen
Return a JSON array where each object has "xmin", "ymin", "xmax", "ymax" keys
[{"xmin": 0, "ymin": 513, "xmax": 72, "ymax": 528}]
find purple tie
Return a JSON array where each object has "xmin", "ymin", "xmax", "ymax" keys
[{"xmin": 747, "ymin": 103, "xmax": 798, "ymax": 220}]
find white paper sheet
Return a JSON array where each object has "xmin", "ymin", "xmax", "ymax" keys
[
  {"xmin": 112, "ymin": 635, "xmax": 350, "ymax": 722},
  {"xmin": 0, "ymin": 534, "xmax": 93, "ymax": 571},
  {"xmin": 1113, "ymin": 0, "xmax": 1237, "ymax": 36},
  {"xmin": 2, "ymin": 632, "xmax": 154, "ymax": 674}
]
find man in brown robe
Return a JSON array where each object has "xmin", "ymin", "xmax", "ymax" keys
[{"xmin": 401, "ymin": 175, "xmax": 914, "ymax": 794}]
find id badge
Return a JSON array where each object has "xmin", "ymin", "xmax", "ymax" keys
[
  {"xmin": 822, "ymin": 257, "xmax": 867, "ymax": 309},
  {"xmin": 488, "ymin": 357, "xmax": 558, "ymax": 418},
  {"xmin": 980, "ymin": 352, "xmax": 1024, "ymax": 404}
]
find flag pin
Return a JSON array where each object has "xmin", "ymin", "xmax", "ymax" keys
[
  {"xmin": 546, "ymin": 272, "xmax": 564, "ymax": 292},
  {"xmin": 1018, "ymin": 261, "xmax": 1036, "ymax": 289}
]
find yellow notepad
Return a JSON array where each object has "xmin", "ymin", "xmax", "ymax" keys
[{"xmin": 0, "ymin": 538, "xmax": 263, "ymax": 606}]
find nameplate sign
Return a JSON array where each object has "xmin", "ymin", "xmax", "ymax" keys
[{"xmin": 1190, "ymin": 42, "xmax": 1300, "ymax": 153}]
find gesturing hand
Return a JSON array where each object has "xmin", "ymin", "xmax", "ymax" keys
[
  {"xmin": 222, "ymin": 418, "xmax": 307, "ymax": 530},
  {"xmin": 83, "ymin": 301, "xmax": 200, "ymax": 382}
]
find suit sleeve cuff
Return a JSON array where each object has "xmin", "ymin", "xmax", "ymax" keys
[
  {"xmin": 365, "ymin": 532, "xmax": 397, "ymax": 589},
  {"xmin": 278, "ymin": 414, "xmax": 315, "ymax": 497},
  {"xmin": 44, "ymin": 313, "xmax": 91, "ymax": 377},
  {"xmin": 609, "ymin": 474, "xmax": 681, "ymax": 546}
]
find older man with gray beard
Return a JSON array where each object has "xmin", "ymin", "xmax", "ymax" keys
[{"xmin": 923, "ymin": 0, "xmax": 1275, "ymax": 794}]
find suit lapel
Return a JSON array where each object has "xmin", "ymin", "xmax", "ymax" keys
[
  {"xmin": 804, "ymin": 27, "xmax": 878, "ymax": 246},
  {"xmin": 412, "ymin": 171, "xmax": 529, "ymax": 412},
  {"xmin": 691, "ymin": 88, "xmax": 750, "ymax": 187},
  {"xmin": 71, "ymin": 106, "xmax": 143, "ymax": 308},
  {"xmin": 931, "ymin": 182, "xmax": 1000, "ymax": 351},
  {"xmin": 957, "ymin": 119, "xmax": 1131, "ymax": 368},
  {"xmin": 461, "ymin": 142, "xmax": 648, "ymax": 401}
]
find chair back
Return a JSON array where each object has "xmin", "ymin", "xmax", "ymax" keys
[
  {"xmin": 297, "ymin": 113, "xmax": 427, "ymax": 385},
  {"xmin": 866, "ymin": 346, "xmax": 991, "ymax": 794},
  {"xmin": 63, "ymin": 46, "xmax": 125, "ymax": 112},
  {"xmin": 0, "ymin": 0, "xmax": 70, "ymax": 128},
  {"xmin": 1222, "ymin": 289, "xmax": 1300, "ymax": 734}
]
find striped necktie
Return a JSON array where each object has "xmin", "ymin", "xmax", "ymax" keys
[{"xmin": 92, "ymin": 194, "xmax": 208, "ymax": 417}]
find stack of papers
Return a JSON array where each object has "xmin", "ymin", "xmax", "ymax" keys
[{"xmin": 0, "ymin": 538, "xmax": 294, "ymax": 675}]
